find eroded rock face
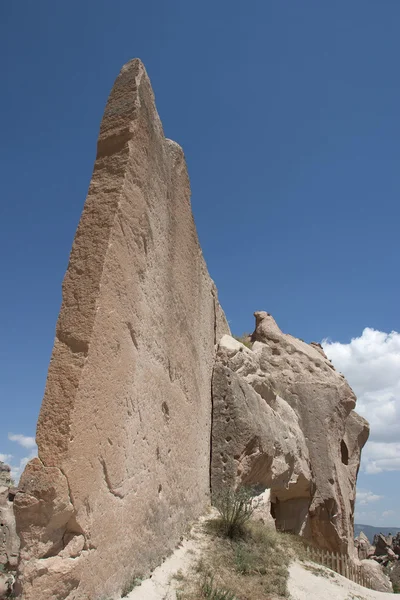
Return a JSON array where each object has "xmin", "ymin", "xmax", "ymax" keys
[
  {"xmin": 0, "ymin": 462, "xmax": 12, "ymax": 488},
  {"xmin": 14, "ymin": 59, "xmax": 228, "ymax": 600},
  {"xmin": 0, "ymin": 463, "xmax": 19, "ymax": 598},
  {"xmin": 212, "ymin": 336, "xmax": 313, "ymax": 536},
  {"xmin": 355, "ymin": 531, "xmax": 372, "ymax": 561},
  {"xmin": 212, "ymin": 312, "xmax": 369, "ymax": 555},
  {"xmin": 361, "ymin": 559, "xmax": 393, "ymax": 592}
]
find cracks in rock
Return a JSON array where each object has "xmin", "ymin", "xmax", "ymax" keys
[
  {"xmin": 211, "ymin": 285, "xmax": 218, "ymax": 345},
  {"xmin": 100, "ymin": 458, "xmax": 124, "ymax": 499},
  {"xmin": 209, "ymin": 365, "xmax": 216, "ymax": 498}
]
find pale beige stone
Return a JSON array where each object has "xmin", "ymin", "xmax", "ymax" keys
[
  {"xmin": 361, "ymin": 559, "xmax": 393, "ymax": 592},
  {"xmin": 212, "ymin": 312, "xmax": 369, "ymax": 555},
  {"xmin": 14, "ymin": 59, "xmax": 228, "ymax": 600},
  {"xmin": 0, "ymin": 484, "xmax": 19, "ymax": 572},
  {"xmin": 355, "ymin": 531, "xmax": 372, "ymax": 560},
  {"xmin": 212, "ymin": 335, "xmax": 313, "ymax": 537}
]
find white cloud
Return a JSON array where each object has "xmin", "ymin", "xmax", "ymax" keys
[
  {"xmin": 0, "ymin": 453, "xmax": 13, "ymax": 463},
  {"xmin": 9, "ymin": 451, "xmax": 37, "ymax": 483},
  {"xmin": 1, "ymin": 433, "xmax": 38, "ymax": 484},
  {"xmin": 356, "ymin": 490, "xmax": 383, "ymax": 505},
  {"xmin": 8, "ymin": 433, "xmax": 37, "ymax": 449},
  {"xmin": 382, "ymin": 510, "xmax": 395, "ymax": 518},
  {"xmin": 323, "ymin": 328, "xmax": 400, "ymax": 473}
]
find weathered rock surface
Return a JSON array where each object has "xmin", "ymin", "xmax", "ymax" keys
[
  {"xmin": 373, "ymin": 533, "xmax": 394, "ymax": 557},
  {"xmin": 212, "ymin": 335, "xmax": 313, "ymax": 536},
  {"xmin": 14, "ymin": 59, "xmax": 228, "ymax": 600},
  {"xmin": 0, "ymin": 462, "xmax": 12, "ymax": 488},
  {"xmin": 361, "ymin": 559, "xmax": 393, "ymax": 592},
  {"xmin": 0, "ymin": 463, "xmax": 19, "ymax": 599},
  {"xmin": 212, "ymin": 312, "xmax": 369, "ymax": 555},
  {"xmin": 355, "ymin": 531, "xmax": 372, "ymax": 561},
  {"xmin": 358, "ymin": 531, "xmax": 400, "ymax": 591}
]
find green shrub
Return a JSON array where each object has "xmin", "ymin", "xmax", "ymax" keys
[{"xmin": 212, "ymin": 486, "xmax": 256, "ymax": 539}]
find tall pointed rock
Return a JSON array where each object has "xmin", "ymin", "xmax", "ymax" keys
[{"xmin": 14, "ymin": 59, "xmax": 229, "ymax": 600}]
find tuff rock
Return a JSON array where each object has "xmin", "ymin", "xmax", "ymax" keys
[
  {"xmin": 358, "ymin": 530, "xmax": 400, "ymax": 590},
  {"xmin": 0, "ymin": 463, "xmax": 19, "ymax": 599},
  {"xmin": 14, "ymin": 59, "xmax": 229, "ymax": 600},
  {"xmin": 0, "ymin": 463, "xmax": 12, "ymax": 488},
  {"xmin": 361, "ymin": 559, "xmax": 393, "ymax": 593},
  {"xmin": 13, "ymin": 59, "xmax": 370, "ymax": 600},
  {"xmin": 354, "ymin": 531, "xmax": 372, "ymax": 561},
  {"xmin": 211, "ymin": 312, "xmax": 369, "ymax": 555}
]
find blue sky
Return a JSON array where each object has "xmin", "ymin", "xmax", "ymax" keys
[{"xmin": 1, "ymin": 1, "xmax": 399, "ymax": 526}]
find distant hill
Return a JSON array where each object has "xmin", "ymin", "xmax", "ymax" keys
[{"xmin": 354, "ymin": 523, "xmax": 400, "ymax": 542}]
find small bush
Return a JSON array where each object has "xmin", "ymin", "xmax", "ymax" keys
[
  {"xmin": 212, "ymin": 487, "xmax": 256, "ymax": 539},
  {"xmin": 233, "ymin": 334, "xmax": 252, "ymax": 349},
  {"xmin": 201, "ymin": 576, "xmax": 237, "ymax": 599}
]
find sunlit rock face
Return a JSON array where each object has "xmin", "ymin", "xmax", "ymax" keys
[
  {"xmin": 212, "ymin": 312, "xmax": 369, "ymax": 555},
  {"xmin": 14, "ymin": 59, "xmax": 229, "ymax": 600},
  {"xmin": 0, "ymin": 462, "xmax": 19, "ymax": 596}
]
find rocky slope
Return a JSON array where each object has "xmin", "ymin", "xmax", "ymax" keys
[{"xmin": 356, "ymin": 530, "xmax": 400, "ymax": 591}]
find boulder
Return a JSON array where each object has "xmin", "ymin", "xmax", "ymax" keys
[
  {"xmin": 373, "ymin": 533, "xmax": 392, "ymax": 556},
  {"xmin": 14, "ymin": 58, "xmax": 229, "ymax": 600},
  {"xmin": 390, "ymin": 560, "xmax": 400, "ymax": 590},
  {"xmin": 361, "ymin": 559, "xmax": 393, "ymax": 592},
  {"xmin": 355, "ymin": 531, "xmax": 371, "ymax": 560},
  {"xmin": 0, "ymin": 482, "xmax": 19, "ymax": 573},
  {"xmin": 0, "ymin": 462, "xmax": 12, "ymax": 488},
  {"xmin": 212, "ymin": 312, "xmax": 369, "ymax": 555},
  {"xmin": 393, "ymin": 532, "xmax": 400, "ymax": 555},
  {"xmin": 0, "ymin": 465, "xmax": 19, "ymax": 600}
]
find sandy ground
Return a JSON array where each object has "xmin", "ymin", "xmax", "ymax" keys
[
  {"xmin": 122, "ymin": 515, "xmax": 395, "ymax": 600},
  {"xmin": 288, "ymin": 561, "xmax": 394, "ymax": 600},
  {"xmin": 124, "ymin": 516, "xmax": 209, "ymax": 600}
]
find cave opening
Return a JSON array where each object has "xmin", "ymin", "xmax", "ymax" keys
[{"xmin": 341, "ymin": 440, "xmax": 349, "ymax": 465}]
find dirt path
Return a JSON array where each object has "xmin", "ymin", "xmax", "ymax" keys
[
  {"xmin": 122, "ymin": 514, "xmax": 394, "ymax": 600},
  {"xmin": 124, "ymin": 516, "xmax": 209, "ymax": 600}
]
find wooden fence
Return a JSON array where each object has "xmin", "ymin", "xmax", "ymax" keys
[{"xmin": 305, "ymin": 545, "xmax": 372, "ymax": 589}]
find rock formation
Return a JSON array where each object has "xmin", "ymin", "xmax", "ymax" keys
[
  {"xmin": 0, "ymin": 462, "xmax": 19, "ymax": 598},
  {"xmin": 211, "ymin": 312, "xmax": 369, "ymax": 555},
  {"xmin": 356, "ymin": 530, "xmax": 400, "ymax": 591},
  {"xmin": 14, "ymin": 59, "xmax": 229, "ymax": 600},
  {"xmin": 211, "ymin": 335, "xmax": 313, "ymax": 536},
  {"xmin": 354, "ymin": 531, "xmax": 373, "ymax": 561},
  {"xmin": 0, "ymin": 462, "xmax": 12, "ymax": 488},
  {"xmin": 13, "ymin": 58, "xmax": 369, "ymax": 599}
]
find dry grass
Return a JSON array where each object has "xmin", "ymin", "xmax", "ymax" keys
[
  {"xmin": 232, "ymin": 334, "xmax": 253, "ymax": 349},
  {"xmin": 175, "ymin": 519, "xmax": 306, "ymax": 600}
]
